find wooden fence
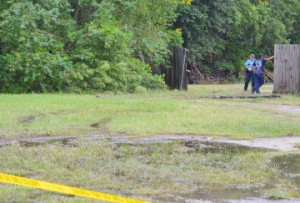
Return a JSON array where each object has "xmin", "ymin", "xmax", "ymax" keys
[
  {"xmin": 273, "ymin": 44, "xmax": 300, "ymax": 94},
  {"xmin": 165, "ymin": 46, "xmax": 188, "ymax": 90}
]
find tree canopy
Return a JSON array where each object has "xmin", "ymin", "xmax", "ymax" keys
[
  {"xmin": 0, "ymin": 0, "xmax": 299, "ymax": 92},
  {"xmin": 177, "ymin": 0, "xmax": 300, "ymax": 77}
]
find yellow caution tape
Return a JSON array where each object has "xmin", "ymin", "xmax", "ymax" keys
[{"xmin": 0, "ymin": 173, "xmax": 150, "ymax": 203}]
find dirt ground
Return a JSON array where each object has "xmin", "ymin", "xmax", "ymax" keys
[{"xmin": 1, "ymin": 133, "xmax": 300, "ymax": 151}]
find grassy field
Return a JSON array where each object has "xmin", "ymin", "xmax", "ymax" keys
[
  {"xmin": 0, "ymin": 84, "xmax": 299, "ymax": 139},
  {"xmin": 0, "ymin": 142, "xmax": 288, "ymax": 202},
  {"xmin": 0, "ymin": 84, "xmax": 300, "ymax": 202}
]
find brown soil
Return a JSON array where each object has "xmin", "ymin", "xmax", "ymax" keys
[{"xmin": 1, "ymin": 134, "xmax": 300, "ymax": 151}]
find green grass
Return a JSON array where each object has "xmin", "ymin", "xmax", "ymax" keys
[
  {"xmin": 0, "ymin": 84, "xmax": 299, "ymax": 202},
  {"xmin": 0, "ymin": 84, "xmax": 299, "ymax": 139},
  {"xmin": 0, "ymin": 141, "xmax": 284, "ymax": 202}
]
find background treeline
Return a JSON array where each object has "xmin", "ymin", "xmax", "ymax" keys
[
  {"xmin": 177, "ymin": 0, "xmax": 300, "ymax": 82},
  {"xmin": 0, "ymin": 0, "xmax": 299, "ymax": 93}
]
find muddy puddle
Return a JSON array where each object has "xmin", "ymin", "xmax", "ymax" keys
[
  {"xmin": 3, "ymin": 135, "xmax": 271, "ymax": 153},
  {"xmin": 18, "ymin": 136, "xmax": 78, "ymax": 147},
  {"xmin": 5, "ymin": 134, "xmax": 300, "ymax": 151},
  {"xmin": 155, "ymin": 152, "xmax": 300, "ymax": 203},
  {"xmin": 1, "ymin": 135, "xmax": 300, "ymax": 202},
  {"xmin": 272, "ymin": 154, "xmax": 300, "ymax": 187},
  {"xmin": 0, "ymin": 135, "xmax": 300, "ymax": 203},
  {"xmin": 156, "ymin": 154, "xmax": 300, "ymax": 202},
  {"xmin": 259, "ymin": 104, "xmax": 300, "ymax": 115},
  {"xmin": 157, "ymin": 187, "xmax": 264, "ymax": 203},
  {"xmin": 268, "ymin": 104, "xmax": 300, "ymax": 114}
]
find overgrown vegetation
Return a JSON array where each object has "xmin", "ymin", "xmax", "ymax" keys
[
  {"xmin": 0, "ymin": 0, "xmax": 186, "ymax": 93},
  {"xmin": 176, "ymin": 0, "xmax": 300, "ymax": 78},
  {"xmin": 1, "ymin": 0, "xmax": 299, "ymax": 92}
]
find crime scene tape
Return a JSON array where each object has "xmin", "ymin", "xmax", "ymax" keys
[{"xmin": 0, "ymin": 173, "xmax": 151, "ymax": 203}]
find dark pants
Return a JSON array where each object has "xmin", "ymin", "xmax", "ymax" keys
[
  {"xmin": 253, "ymin": 71, "xmax": 264, "ymax": 93},
  {"xmin": 244, "ymin": 71, "xmax": 253, "ymax": 91}
]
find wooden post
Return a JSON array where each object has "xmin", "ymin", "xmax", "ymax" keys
[
  {"xmin": 165, "ymin": 46, "xmax": 188, "ymax": 90},
  {"xmin": 273, "ymin": 44, "xmax": 300, "ymax": 94}
]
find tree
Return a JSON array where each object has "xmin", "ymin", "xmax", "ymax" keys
[
  {"xmin": 175, "ymin": 0, "xmax": 300, "ymax": 80},
  {"xmin": 0, "ymin": 0, "xmax": 75, "ymax": 92},
  {"xmin": 175, "ymin": 0, "xmax": 235, "ymax": 63},
  {"xmin": 0, "ymin": 0, "xmax": 186, "ymax": 93}
]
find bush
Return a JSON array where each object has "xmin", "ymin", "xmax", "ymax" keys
[{"xmin": 0, "ymin": 0, "xmax": 177, "ymax": 93}]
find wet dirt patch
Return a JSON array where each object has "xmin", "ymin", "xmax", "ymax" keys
[
  {"xmin": 109, "ymin": 139, "xmax": 300, "ymax": 202},
  {"xmin": 19, "ymin": 136, "xmax": 78, "ymax": 147},
  {"xmin": 182, "ymin": 140, "xmax": 268, "ymax": 154},
  {"xmin": 240, "ymin": 102, "xmax": 300, "ymax": 122},
  {"xmin": 17, "ymin": 110, "xmax": 77, "ymax": 125},
  {"xmin": 243, "ymin": 103, "xmax": 300, "ymax": 115},
  {"xmin": 272, "ymin": 154, "xmax": 300, "ymax": 187},
  {"xmin": 196, "ymin": 95, "xmax": 281, "ymax": 100},
  {"xmin": 18, "ymin": 115, "xmax": 37, "ymax": 124},
  {"xmin": 1, "ymin": 135, "xmax": 300, "ymax": 202},
  {"xmin": 1, "ymin": 134, "xmax": 300, "ymax": 151},
  {"xmin": 269, "ymin": 105, "xmax": 300, "ymax": 114},
  {"xmin": 211, "ymin": 136, "xmax": 300, "ymax": 151},
  {"xmin": 215, "ymin": 95, "xmax": 281, "ymax": 99},
  {"xmin": 0, "ymin": 140, "xmax": 18, "ymax": 147},
  {"xmin": 157, "ymin": 187, "xmax": 266, "ymax": 203},
  {"xmin": 109, "ymin": 141, "xmax": 279, "ymax": 202},
  {"xmin": 90, "ymin": 118, "xmax": 111, "ymax": 129}
]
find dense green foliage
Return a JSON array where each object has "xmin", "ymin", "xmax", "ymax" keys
[
  {"xmin": 176, "ymin": 0, "xmax": 300, "ymax": 77},
  {"xmin": 0, "ymin": 0, "xmax": 185, "ymax": 93},
  {"xmin": 0, "ymin": 0, "xmax": 299, "ymax": 92}
]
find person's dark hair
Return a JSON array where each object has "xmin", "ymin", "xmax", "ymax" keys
[{"xmin": 259, "ymin": 53, "xmax": 264, "ymax": 59}]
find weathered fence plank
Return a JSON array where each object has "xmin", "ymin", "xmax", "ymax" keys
[
  {"xmin": 165, "ymin": 46, "xmax": 188, "ymax": 90},
  {"xmin": 273, "ymin": 44, "xmax": 300, "ymax": 94},
  {"xmin": 293, "ymin": 45, "xmax": 300, "ymax": 93},
  {"xmin": 283, "ymin": 45, "xmax": 290, "ymax": 92},
  {"xmin": 290, "ymin": 45, "xmax": 297, "ymax": 92},
  {"xmin": 273, "ymin": 45, "xmax": 282, "ymax": 92}
]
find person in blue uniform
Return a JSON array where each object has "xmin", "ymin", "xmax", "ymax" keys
[
  {"xmin": 252, "ymin": 54, "xmax": 274, "ymax": 94},
  {"xmin": 244, "ymin": 54, "xmax": 255, "ymax": 91}
]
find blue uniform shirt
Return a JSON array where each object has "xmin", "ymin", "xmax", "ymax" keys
[{"xmin": 245, "ymin": 59, "xmax": 254, "ymax": 71}]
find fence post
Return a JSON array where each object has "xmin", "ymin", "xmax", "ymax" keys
[{"xmin": 165, "ymin": 46, "xmax": 188, "ymax": 90}]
